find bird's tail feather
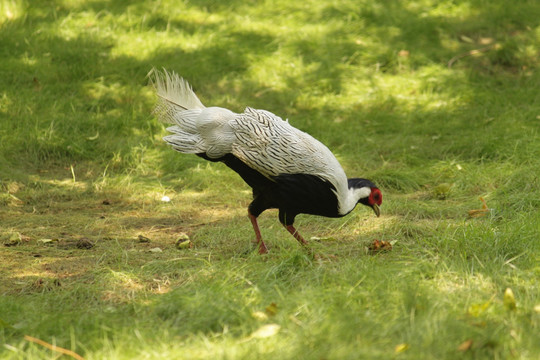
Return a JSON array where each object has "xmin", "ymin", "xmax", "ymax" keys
[
  {"xmin": 150, "ymin": 68, "xmax": 209, "ymax": 154},
  {"xmin": 167, "ymin": 109, "xmax": 201, "ymax": 134},
  {"xmin": 163, "ymin": 132, "xmax": 206, "ymax": 154},
  {"xmin": 150, "ymin": 68, "xmax": 205, "ymax": 125}
]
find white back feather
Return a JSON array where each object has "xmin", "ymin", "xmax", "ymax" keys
[
  {"xmin": 152, "ymin": 69, "xmax": 356, "ymax": 214},
  {"xmin": 229, "ymin": 108, "xmax": 352, "ymax": 214}
]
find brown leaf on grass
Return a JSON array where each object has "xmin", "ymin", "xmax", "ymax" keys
[
  {"xmin": 368, "ymin": 239, "xmax": 392, "ymax": 254},
  {"xmin": 76, "ymin": 238, "xmax": 94, "ymax": 249},
  {"xmin": 265, "ymin": 302, "xmax": 278, "ymax": 316},
  {"xmin": 398, "ymin": 50, "xmax": 410, "ymax": 57},
  {"xmin": 137, "ymin": 234, "xmax": 151, "ymax": 243},
  {"xmin": 468, "ymin": 197, "xmax": 489, "ymax": 218},
  {"xmin": 479, "ymin": 37, "xmax": 494, "ymax": 45},
  {"xmin": 20, "ymin": 234, "xmax": 32, "ymax": 242},
  {"xmin": 458, "ymin": 339, "xmax": 473, "ymax": 351}
]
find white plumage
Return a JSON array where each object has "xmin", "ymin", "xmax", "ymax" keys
[{"xmin": 152, "ymin": 69, "xmax": 353, "ymax": 214}]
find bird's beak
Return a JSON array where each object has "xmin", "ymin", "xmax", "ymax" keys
[{"xmin": 371, "ymin": 204, "xmax": 380, "ymax": 217}]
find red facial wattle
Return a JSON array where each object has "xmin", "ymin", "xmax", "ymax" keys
[
  {"xmin": 369, "ymin": 188, "xmax": 382, "ymax": 217},
  {"xmin": 369, "ymin": 188, "xmax": 382, "ymax": 206}
]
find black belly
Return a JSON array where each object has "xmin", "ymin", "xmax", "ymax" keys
[{"xmin": 197, "ymin": 153, "xmax": 340, "ymax": 225}]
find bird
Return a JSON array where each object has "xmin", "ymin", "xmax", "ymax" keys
[{"xmin": 151, "ymin": 69, "xmax": 382, "ymax": 254}]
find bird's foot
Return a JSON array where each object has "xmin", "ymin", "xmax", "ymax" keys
[{"xmin": 258, "ymin": 242, "xmax": 269, "ymax": 254}]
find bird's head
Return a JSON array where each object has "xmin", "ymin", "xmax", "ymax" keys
[{"xmin": 348, "ymin": 178, "xmax": 383, "ymax": 217}]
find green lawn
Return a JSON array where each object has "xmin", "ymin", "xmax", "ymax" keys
[{"xmin": 1, "ymin": 0, "xmax": 539, "ymax": 359}]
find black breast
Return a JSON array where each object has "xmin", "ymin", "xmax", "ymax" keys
[
  {"xmin": 270, "ymin": 173, "xmax": 339, "ymax": 221},
  {"xmin": 196, "ymin": 153, "xmax": 340, "ymax": 225}
]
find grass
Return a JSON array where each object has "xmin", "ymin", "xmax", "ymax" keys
[{"xmin": 1, "ymin": 0, "xmax": 540, "ymax": 358}]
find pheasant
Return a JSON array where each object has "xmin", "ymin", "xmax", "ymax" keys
[{"xmin": 152, "ymin": 69, "xmax": 382, "ymax": 254}]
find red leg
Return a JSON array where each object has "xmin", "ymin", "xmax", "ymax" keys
[
  {"xmin": 284, "ymin": 224, "xmax": 308, "ymax": 246},
  {"xmin": 248, "ymin": 211, "xmax": 268, "ymax": 254}
]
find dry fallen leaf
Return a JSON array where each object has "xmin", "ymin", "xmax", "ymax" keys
[
  {"xmin": 479, "ymin": 37, "xmax": 494, "ymax": 45},
  {"xmin": 398, "ymin": 50, "xmax": 410, "ymax": 57},
  {"xmin": 460, "ymin": 35, "xmax": 474, "ymax": 43},
  {"xmin": 76, "ymin": 238, "xmax": 94, "ymax": 249},
  {"xmin": 265, "ymin": 302, "xmax": 278, "ymax": 316},
  {"xmin": 468, "ymin": 197, "xmax": 489, "ymax": 218},
  {"xmin": 251, "ymin": 311, "xmax": 268, "ymax": 321},
  {"xmin": 368, "ymin": 239, "xmax": 392, "ymax": 254},
  {"xmin": 458, "ymin": 339, "xmax": 473, "ymax": 351},
  {"xmin": 395, "ymin": 343, "xmax": 409, "ymax": 353},
  {"xmin": 137, "ymin": 235, "xmax": 151, "ymax": 243},
  {"xmin": 37, "ymin": 238, "xmax": 58, "ymax": 245},
  {"xmin": 250, "ymin": 324, "xmax": 280, "ymax": 339}
]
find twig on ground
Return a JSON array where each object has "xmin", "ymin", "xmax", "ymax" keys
[
  {"xmin": 24, "ymin": 335, "xmax": 85, "ymax": 360},
  {"xmin": 447, "ymin": 43, "xmax": 498, "ymax": 68}
]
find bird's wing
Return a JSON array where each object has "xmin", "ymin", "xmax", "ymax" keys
[{"xmin": 229, "ymin": 107, "xmax": 347, "ymax": 185}]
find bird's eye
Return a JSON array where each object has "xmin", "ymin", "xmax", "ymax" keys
[{"xmin": 371, "ymin": 190, "xmax": 382, "ymax": 204}]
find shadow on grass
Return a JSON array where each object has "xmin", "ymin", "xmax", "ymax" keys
[{"xmin": 1, "ymin": 0, "xmax": 538, "ymax": 171}]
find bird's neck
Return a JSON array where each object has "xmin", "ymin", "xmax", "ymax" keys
[{"xmin": 337, "ymin": 185, "xmax": 371, "ymax": 216}]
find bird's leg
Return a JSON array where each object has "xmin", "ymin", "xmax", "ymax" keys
[
  {"xmin": 284, "ymin": 224, "xmax": 308, "ymax": 246},
  {"xmin": 279, "ymin": 211, "xmax": 309, "ymax": 247},
  {"xmin": 248, "ymin": 211, "xmax": 268, "ymax": 254}
]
